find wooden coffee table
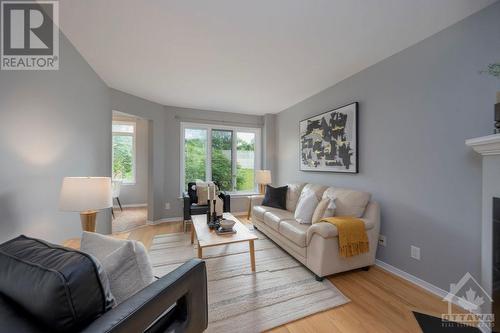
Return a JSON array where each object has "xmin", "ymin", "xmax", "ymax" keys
[{"xmin": 190, "ymin": 213, "xmax": 258, "ymax": 271}]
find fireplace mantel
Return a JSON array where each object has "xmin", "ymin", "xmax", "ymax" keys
[
  {"xmin": 467, "ymin": 132, "xmax": 500, "ymax": 319},
  {"xmin": 465, "ymin": 133, "xmax": 500, "ymax": 156}
]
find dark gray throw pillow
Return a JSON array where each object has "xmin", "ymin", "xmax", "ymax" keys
[
  {"xmin": 261, "ymin": 185, "xmax": 288, "ymax": 210},
  {"xmin": 0, "ymin": 235, "xmax": 115, "ymax": 332}
]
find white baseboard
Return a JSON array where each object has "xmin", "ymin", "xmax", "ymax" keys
[
  {"xmin": 113, "ymin": 203, "xmax": 147, "ymax": 209},
  {"xmin": 147, "ymin": 212, "xmax": 247, "ymax": 225},
  {"xmin": 375, "ymin": 259, "xmax": 483, "ymax": 321},
  {"xmin": 375, "ymin": 259, "xmax": 449, "ymax": 299},
  {"xmin": 147, "ymin": 217, "xmax": 183, "ymax": 225}
]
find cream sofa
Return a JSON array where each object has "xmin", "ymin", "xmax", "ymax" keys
[{"xmin": 251, "ymin": 183, "xmax": 380, "ymax": 280}]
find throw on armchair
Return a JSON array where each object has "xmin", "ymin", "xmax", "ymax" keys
[{"xmin": 183, "ymin": 182, "xmax": 231, "ymax": 223}]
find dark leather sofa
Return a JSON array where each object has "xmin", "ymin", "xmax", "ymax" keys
[
  {"xmin": 0, "ymin": 258, "xmax": 208, "ymax": 333},
  {"xmin": 183, "ymin": 182, "xmax": 231, "ymax": 221}
]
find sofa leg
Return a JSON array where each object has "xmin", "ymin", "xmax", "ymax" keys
[
  {"xmin": 361, "ymin": 266, "xmax": 370, "ymax": 271},
  {"xmin": 314, "ymin": 274, "xmax": 324, "ymax": 282}
]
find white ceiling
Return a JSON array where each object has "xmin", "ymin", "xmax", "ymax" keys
[{"xmin": 59, "ymin": 0, "xmax": 496, "ymax": 115}]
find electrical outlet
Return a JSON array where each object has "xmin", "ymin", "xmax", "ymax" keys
[
  {"xmin": 165, "ymin": 202, "xmax": 170, "ymax": 210},
  {"xmin": 378, "ymin": 235, "xmax": 387, "ymax": 247},
  {"xmin": 411, "ymin": 245, "xmax": 421, "ymax": 260}
]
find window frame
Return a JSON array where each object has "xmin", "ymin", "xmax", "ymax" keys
[
  {"xmin": 180, "ymin": 122, "xmax": 261, "ymax": 195},
  {"xmin": 112, "ymin": 120, "xmax": 137, "ymax": 185}
]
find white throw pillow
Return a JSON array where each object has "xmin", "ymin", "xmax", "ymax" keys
[
  {"xmin": 312, "ymin": 198, "xmax": 331, "ymax": 223},
  {"xmin": 324, "ymin": 196, "xmax": 336, "ymax": 217},
  {"xmin": 80, "ymin": 232, "xmax": 155, "ymax": 304},
  {"xmin": 294, "ymin": 190, "xmax": 319, "ymax": 224}
]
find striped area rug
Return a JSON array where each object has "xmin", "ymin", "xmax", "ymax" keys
[{"xmin": 149, "ymin": 226, "xmax": 349, "ymax": 332}]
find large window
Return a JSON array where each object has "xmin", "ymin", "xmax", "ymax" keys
[
  {"xmin": 181, "ymin": 123, "xmax": 261, "ymax": 194},
  {"xmin": 112, "ymin": 120, "xmax": 136, "ymax": 184}
]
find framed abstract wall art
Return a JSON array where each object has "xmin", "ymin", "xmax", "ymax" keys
[{"xmin": 299, "ymin": 102, "xmax": 358, "ymax": 173}]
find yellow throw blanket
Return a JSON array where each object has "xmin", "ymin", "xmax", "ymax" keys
[{"xmin": 320, "ymin": 216, "xmax": 369, "ymax": 258}]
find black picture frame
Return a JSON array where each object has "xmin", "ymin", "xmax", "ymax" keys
[{"xmin": 299, "ymin": 102, "xmax": 358, "ymax": 173}]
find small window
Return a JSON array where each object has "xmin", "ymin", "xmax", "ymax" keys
[{"xmin": 112, "ymin": 120, "xmax": 136, "ymax": 184}]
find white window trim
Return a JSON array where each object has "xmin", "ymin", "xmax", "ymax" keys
[
  {"xmin": 180, "ymin": 122, "xmax": 261, "ymax": 195},
  {"xmin": 112, "ymin": 120, "xmax": 137, "ymax": 185}
]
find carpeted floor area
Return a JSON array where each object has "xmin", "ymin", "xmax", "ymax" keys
[
  {"xmin": 149, "ymin": 225, "xmax": 349, "ymax": 333},
  {"xmin": 112, "ymin": 207, "xmax": 147, "ymax": 233}
]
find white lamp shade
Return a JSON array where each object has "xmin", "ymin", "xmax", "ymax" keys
[
  {"xmin": 59, "ymin": 177, "xmax": 112, "ymax": 212},
  {"xmin": 255, "ymin": 170, "xmax": 272, "ymax": 184}
]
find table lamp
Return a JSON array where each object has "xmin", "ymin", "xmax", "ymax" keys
[
  {"xmin": 59, "ymin": 177, "xmax": 112, "ymax": 232},
  {"xmin": 255, "ymin": 170, "xmax": 272, "ymax": 194}
]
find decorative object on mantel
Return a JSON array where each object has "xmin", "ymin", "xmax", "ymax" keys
[
  {"xmin": 59, "ymin": 177, "xmax": 112, "ymax": 232},
  {"xmin": 299, "ymin": 102, "xmax": 358, "ymax": 173},
  {"xmin": 480, "ymin": 63, "xmax": 500, "ymax": 78}
]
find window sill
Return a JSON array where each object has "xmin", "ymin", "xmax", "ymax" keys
[
  {"xmin": 177, "ymin": 192, "xmax": 261, "ymax": 199},
  {"xmin": 228, "ymin": 192, "xmax": 261, "ymax": 198},
  {"xmin": 115, "ymin": 182, "xmax": 136, "ymax": 186}
]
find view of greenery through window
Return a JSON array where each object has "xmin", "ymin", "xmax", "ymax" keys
[
  {"xmin": 184, "ymin": 129, "xmax": 207, "ymax": 189},
  {"xmin": 212, "ymin": 130, "xmax": 233, "ymax": 191},
  {"xmin": 183, "ymin": 127, "xmax": 256, "ymax": 192},
  {"xmin": 236, "ymin": 132, "xmax": 255, "ymax": 192},
  {"xmin": 112, "ymin": 122, "xmax": 135, "ymax": 183}
]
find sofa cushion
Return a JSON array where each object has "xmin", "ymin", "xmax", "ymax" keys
[
  {"xmin": 278, "ymin": 220, "xmax": 309, "ymax": 247},
  {"xmin": 312, "ymin": 198, "xmax": 332, "ymax": 224},
  {"xmin": 306, "ymin": 218, "xmax": 374, "ymax": 244},
  {"xmin": 0, "ymin": 235, "xmax": 115, "ymax": 332},
  {"xmin": 286, "ymin": 183, "xmax": 305, "ymax": 212},
  {"xmin": 323, "ymin": 187, "xmax": 371, "ymax": 217},
  {"xmin": 195, "ymin": 181, "xmax": 209, "ymax": 204},
  {"xmin": 0, "ymin": 293, "xmax": 48, "ymax": 333},
  {"xmin": 301, "ymin": 184, "xmax": 328, "ymax": 201},
  {"xmin": 262, "ymin": 185, "xmax": 288, "ymax": 210},
  {"xmin": 263, "ymin": 210, "xmax": 295, "ymax": 231},
  {"xmin": 81, "ymin": 232, "xmax": 154, "ymax": 305},
  {"xmin": 253, "ymin": 205, "xmax": 286, "ymax": 221},
  {"xmin": 294, "ymin": 190, "xmax": 318, "ymax": 224}
]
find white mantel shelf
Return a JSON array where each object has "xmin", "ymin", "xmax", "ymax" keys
[{"xmin": 465, "ymin": 133, "xmax": 500, "ymax": 156}]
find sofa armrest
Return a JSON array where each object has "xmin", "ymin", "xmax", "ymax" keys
[
  {"xmin": 362, "ymin": 201, "xmax": 380, "ymax": 230},
  {"xmin": 81, "ymin": 259, "xmax": 207, "ymax": 333},
  {"xmin": 306, "ymin": 202, "xmax": 380, "ymax": 245},
  {"xmin": 219, "ymin": 192, "xmax": 231, "ymax": 212},
  {"xmin": 249, "ymin": 194, "xmax": 265, "ymax": 208},
  {"xmin": 306, "ymin": 223, "xmax": 338, "ymax": 244},
  {"xmin": 183, "ymin": 192, "xmax": 191, "ymax": 220}
]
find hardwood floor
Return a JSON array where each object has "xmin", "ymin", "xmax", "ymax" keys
[{"xmin": 124, "ymin": 217, "xmax": 463, "ymax": 333}]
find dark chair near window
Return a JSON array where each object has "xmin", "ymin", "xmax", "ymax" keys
[{"xmin": 183, "ymin": 182, "xmax": 231, "ymax": 227}]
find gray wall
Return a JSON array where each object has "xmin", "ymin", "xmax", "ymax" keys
[
  {"xmin": 275, "ymin": 2, "xmax": 500, "ymax": 290},
  {"xmin": 0, "ymin": 34, "xmax": 112, "ymax": 243},
  {"xmin": 263, "ymin": 114, "xmax": 277, "ymax": 184},
  {"xmin": 110, "ymin": 89, "xmax": 264, "ymax": 220},
  {"xmin": 112, "ymin": 113, "xmax": 149, "ymax": 206}
]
